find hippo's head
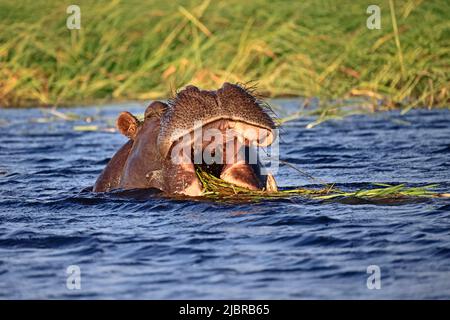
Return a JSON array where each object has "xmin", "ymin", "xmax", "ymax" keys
[{"xmin": 96, "ymin": 83, "xmax": 277, "ymax": 196}]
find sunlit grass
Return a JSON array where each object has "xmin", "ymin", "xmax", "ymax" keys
[{"xmin": 0, "ymin": 0, "xmax": 449, "ymax": 121}]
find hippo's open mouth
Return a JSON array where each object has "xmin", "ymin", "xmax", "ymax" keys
[{"xmin": 165, "ymin": 118, "xmax": 275, "ymax": 195}]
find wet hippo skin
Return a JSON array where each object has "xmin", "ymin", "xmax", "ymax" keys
[{"xmin": 93, "ymin": 83, "xmax": 277, "ymax": 196}]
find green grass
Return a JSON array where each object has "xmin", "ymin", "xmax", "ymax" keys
[
  {"xmin": 195, "ymin": 166, "xmax": 445, "ymax": 203},
  {"xmin": 0, "ymin": 0, "xmax": 449, "ymax": 118}
]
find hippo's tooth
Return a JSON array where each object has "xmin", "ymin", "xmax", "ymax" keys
[
  {"xmin": 265, "ymin": 173, "xmax": 278, "ymax": 192},
  {"xmin": 179, "ymin": 177, "xmax": 203, "ymax": 197},
  {"xmin": 437, "ymin": 193, "xmax": 450, "ymax": 198}
]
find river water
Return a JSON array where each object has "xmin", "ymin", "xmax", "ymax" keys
[{"xmin": 0, "ymin": 102, "xmax": 449, "ymax": 299}]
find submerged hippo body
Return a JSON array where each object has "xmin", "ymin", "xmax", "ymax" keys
[{"xmin": 93, "ymin": 83, "xmax": 277, "ymax": 196}]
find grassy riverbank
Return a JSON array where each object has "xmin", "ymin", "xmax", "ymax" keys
[{"xmin": 0, "ymin": 0, "xmax": 449, "ymax": 115}]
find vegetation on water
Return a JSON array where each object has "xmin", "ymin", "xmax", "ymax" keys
[
  {"xmin": 195, "ymin": 166, "xmax": 444, "ymax": 203},
  {"xmin": 1, "ymin": 0, "xmax": 449, "ymax": 121}
]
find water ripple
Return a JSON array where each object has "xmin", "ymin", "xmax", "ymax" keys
[{"xmin": 0, "ymin": 106, "xmax": 449, "ymax": 299}]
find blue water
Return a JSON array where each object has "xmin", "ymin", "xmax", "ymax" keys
[{"xmin": 0, "ymin": 102, "xmax": 449, "ymax": 299}]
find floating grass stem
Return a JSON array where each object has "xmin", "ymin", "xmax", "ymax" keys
[{"xmin": 195, "ymin": 166, "xmax": 442, "ymax": 203}]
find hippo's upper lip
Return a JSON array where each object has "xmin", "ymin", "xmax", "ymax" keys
[
  {"xmin": 157, "ymin": 83, "xmax": 276, "ymax": 159},
  {"xmin": 158, "ymin": 118, "xmax": 275, "ymax": 159}
]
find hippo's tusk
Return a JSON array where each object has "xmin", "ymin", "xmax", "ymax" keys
[
  {"xmin": 436, "ymin": 193, "xmax": 450, "ymax": 198},
  {"xmin": 265, "ymin": 173, "xmax": 278, "ymax": 193}
]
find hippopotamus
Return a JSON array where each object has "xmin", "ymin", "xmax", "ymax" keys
[{"xmin": 93, "ymin": 83, "xmax": 277, "ymax": 196}]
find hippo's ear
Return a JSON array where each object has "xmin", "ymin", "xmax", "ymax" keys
[
  {"xmin": 144, "ymin": 101, "xmax": 167, "ymax": 120},
  {"xmin": 117, "ymin": 112, "xmax": 139, "ymax": 139}
]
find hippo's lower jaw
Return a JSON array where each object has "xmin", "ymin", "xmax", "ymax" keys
[
  {"xmin": 167, "ymin": 161, "xmax": 261, "ymax": 197},
  {"xmin": 166, "ymin": 161, "xmax": 262, "ymax": 197}
]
